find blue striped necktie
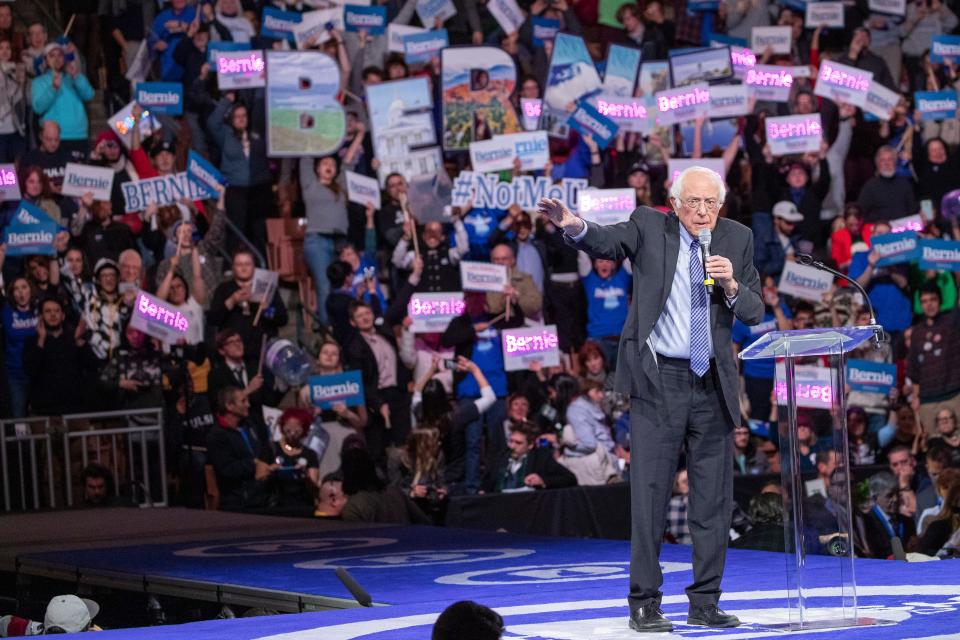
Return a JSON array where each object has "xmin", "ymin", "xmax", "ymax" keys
[{"xmin": 689, "ymin": 238, "xmax": 710, "ymax": 377}]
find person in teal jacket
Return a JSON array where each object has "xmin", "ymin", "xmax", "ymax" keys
[{"xmin": 30, "ymin": 42, "xmax": 94, "ymax": 159}]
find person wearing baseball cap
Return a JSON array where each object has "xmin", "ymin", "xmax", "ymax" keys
[
  {"xmin": 626, "ymin": 161, "xmax": 656, "ymax": 207},
  {"xmin": 753, "ymin": 201, "xmax": 804, "ymax": 278},
  {"xmin": 43, "ymin": 594, "xmax": 101, "ymax": 633}
]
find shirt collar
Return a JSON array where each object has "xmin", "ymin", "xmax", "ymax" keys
[{"xmin": 678, "ymin": 221, "xmax": 695, "ymax": 248}]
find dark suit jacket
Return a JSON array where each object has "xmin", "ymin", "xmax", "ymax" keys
[
  {"xmin": 483, "ymin": 447, "xmax": 578, "ymax": 493},
  {"xmin": 568, "ymin": 207, "xmax": 764, "ymax": 424},
  {"xmin": 343, "ymin": 328, "xmax": 410, "ymax": 411}
]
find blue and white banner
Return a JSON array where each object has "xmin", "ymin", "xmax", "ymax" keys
[
  {"xmin": 261, "ymin": 6, "xmax": 301, "ymax": 42},
  {"xmin": 293, "ymin": 8, "xmax": 346, "ymax": 49},
  {"xmin": 915, "ymin": 91, "xmax": 959, "ymax": 122},
  {"xmin": 688, "ymin": 0, "xmax": 720, "ymax": 10},
  {"xmin": 868, "ymin": 0, "xmax": 906, "ymax": 15},
  {"xmin": 416, "ymin": 0, "xmax": 456, "ymax": 26},
  {"xmin": 135, "ymin": 82, "xmax": 183, "ymax": 115},
  {"xmin": 594, "ymin": 96, "xmax": 650, "ymax": 133},
  {"xmin": 778, "ymin": 261, "xmax": 833, "ymax": 302},
  {"xmin": 751, "ymin": 26, "xmax": 792, "ymax": 55},
  {"xmin": 61, "ymin": 163, "xmax": 114, "ymax": 201},
  {"xmin": 207, "ymin": 41, "xmax": 247, "ymax": 64},
  {"xmin": 918, "ymin": 239, "xmax": 960, "ymax": 271},
  {"xmin": 469, "ymin": 137, "xmax": 516, "ymax": 173},
  {"xmin": 346, "ymin": 170, "xmax": 382, "ymax": 209},
  {"xmin": 805, "ymin": 1, "xmax": 844, "ymax": 27},
  {"xmin": 577, "ymin": 188, "xmax": 636, "ymax": 225},
  {"xmin": 745, "ymin": 64, "xmax": 794, "ymax": 102},
  {"xmin": 707, "ymin": 32, "xmax": 748, "ymax": 48},
  {"xmin": 130, "ymin": 290, "xmax": 191, "ymax": 344},
  {"xmin": 542, "ymin": 34, "xmax": 602, "ymax": 137},
  {"xmin": 309, "ymin": 371, "xmax": 365, "ymax": 409},
  {"xmin": 215, "ymin": 50, "xmax": 265, "ymax": 90},
  {"xmin": 863, "ymin": 81, "xmax": 899, "ymax": 121},
  {"xmin": 601, "ymin": 45, "xmax": 641, "ymax": 97},
  {"xmin": 871, "ymin": 231, "xmax": 919, "ymax": 266},
  {"xmin": 344, "ymin": 5, "xmax": 387, "ymax": 35},
  {"xmin": 708, "ymin": 84, "xmax": 750, "ymax": 118},
  {"xmin": 669, "ymin": 46, "xmax": 733, "ymax": 87},
  {"xmin": 765, "ymin": 113, "xmax": 823, "ymax": 156},
  {"xmin": 487, "ymin": 0, "xmax": 525, "ymax": 35},
  {"xmin": 931, "ymin": 35, "xmax": 960, "ymax": 63},
  {"xmin": 531, "ymin": 17, "xmax": 560, "ymax": 46},
  {"xmin": 460, "ymin": 261, "xmax": 508, "ymax": 292},
  {"xmin": 121, "ymin": 172, "xmax": 210, "ymax": 212},
  {"xmin": 653, "ymin": 83, "xmax": 710, "ymax": 126},
  {"xmin": 450, "ymin": 172, "xmax": 586, "ymax": 210},
  {"xmin": 568, "ymin": 100, "xmax": 618, "ymax": 149},
  {"xmin": 186, "ymin": 151, "xmax": 225, "ymax": 198},
  {"xmin": 775, "ymin": 363, "xmax": 835, "ymax": 409},
  {"xmin": 408, "ymin": 292, "xmax": 466, "ymax": 333},
  {"xmin": 847, "ymin": 359, "xmax": 896, "ymax": 394},
  {"xmin": 502, "ymin": 325, "xmax": 561, "ymax": 371},
  {"xmin": 815, "ymin": 60, "xmax": 872, "ymax": 108},
  {"xmin": 499, "ymin": 131, "xmax": 549, "ymax": 171},
  {"xmin": 4, "ymin": 201, "xmax": 58, "ymax": 257},
  {"xmin": 403, "ymin": 29, "xmax": 448, "ymax": 63}
]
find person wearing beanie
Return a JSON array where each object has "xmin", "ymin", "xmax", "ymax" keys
[{"xmin": 30, "ymin": 41, "xmax": 94, "ymax": 159}]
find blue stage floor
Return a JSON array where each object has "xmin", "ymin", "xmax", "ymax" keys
[{"xmin": 21, "ymin": 526, "xmax": 960, "ymax": 639}]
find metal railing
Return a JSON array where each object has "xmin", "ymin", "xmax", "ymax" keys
[
  {"xmin": 0, "ymin": 418, "xmax": 56, "ymax": 512},
  {"xmin": 62, "ymin": 408, "xmax": 168, "ymax": 509}
]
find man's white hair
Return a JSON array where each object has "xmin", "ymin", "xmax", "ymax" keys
[{"xmin": 669, "ymin": 166, "xmax": 727, "ymax": 204}]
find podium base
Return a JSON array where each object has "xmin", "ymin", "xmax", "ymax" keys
[{"xmin": 759, "ymin": 617, "xmax": 896, "ymax": 632}]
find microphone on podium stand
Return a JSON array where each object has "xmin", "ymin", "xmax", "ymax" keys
[{"xmin": 795, "ymin": 253, "xmax": 885, "ymax": 349}]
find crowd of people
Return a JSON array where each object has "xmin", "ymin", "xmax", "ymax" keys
[{"xmin": 0, "ymin": 0, "xmax": 959, "ymax": 561}]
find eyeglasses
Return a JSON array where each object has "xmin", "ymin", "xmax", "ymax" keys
[
  {"xmin": 937, "ymin": 416, "xmax": 954, "ymax": 422},
  {"xmin": 680, "ymin": 197, "xmax": 721, "ymax": 212}
]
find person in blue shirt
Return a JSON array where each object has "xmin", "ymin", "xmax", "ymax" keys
[
  {"xmin": 848, "ymin": 221, "xmax": 913, "ymax": 340},
  {"xmin": 150, "ymin": 0, "xmax": 199, "ymax": 81},
  {"xmin": 30, "ymin": 42, "xmax": 95, "ymax": 159},
  {"xmin": 582, "ymin": 258, "xmax": 631, "ymax": 369},
  {"xmin": 462, "ymin": 207, "xmax": 506, "ymax": 261},
  {"xmin": 1, "ymin": 276, "xmax": 39, "ymax": 417},
  {"xmin": 732, "ymin": 275, "xmax": 793, "ymax": 421}
]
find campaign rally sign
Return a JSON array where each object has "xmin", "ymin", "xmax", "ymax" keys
[
  {"xmin": 252, "ymin": 268, "xmax": 280, "ymax": 303},
  {"xmin": 261, "ymin": 6, "xmax": 301, "ymax": 42},
  {"xmin": 487, "ymin": 0, "xmax": 524, "ymax": 35},
  {"xmin": 0, "ymin": 164, "xmax": 20, "ymax": 201},
  {"xmin": 595, "ymin": 96, "xmax": 650, "ymax": 133},
  {"xmin": 3, "ymin": 201, "xmax": 58, "ymax": 257},
  {"xmin": 416, "ymin": 0, "xmax": 456, "ymax": 25},
  {"xmin": 135, "ymin": 82, "xmax": 182, "ymax": 115},
  {"xmin": 775, "ymin": 364, "xmax": 834, "ymax": 409},
  {"xmin": 121, "ymin": 173, "xmax": 210, "ymax": 212},
  {"xmin": 577, "ymin": 188, "xmax": 636, "ymax": 226},
  {"xmin": 404, "ymin": 29, "xmax": 448, "ymax": 63},
  {"xmin": 744, "ymin": 65, "xmax": 794, "ymax": 102},
  {"xmin": 707, "ymin": 32, "xmax": 748, "ymax": 48},
  {"xmin": 521, "ymin": 98, "xmax": 542, "ymax": 131},
  {"xmin": 61, "ymin": 163, "xmax": 114, "ymax": 201},
  {"xmin": 216, "ymin": 50, "xmax": 265, "ymax": 90},
  {"xmin": 469, "ymin": 137, "xmax": 516, "ymax": 173},
  {"xmin": 387, "ymin": 24, "xmax": 426, "ymax": 53},
  {"xmin": 602, "ymin": 45, "xmax": 641, "ymax": 96},
  {"xmin": 805, "ymin": 2, "xmax": 844, "ymax": 27},
  {"xmin": 871, "ymin": 232, "xmax": 919, "ymax": 266},
  {"xmin": 814, "ymin": 60, "xmax": 872, "ymax": 108},
  {"xmin": 408, "ymin": 292, "xmax": 466, "ymax": 333},
  {"xmin": 778, "ymin": 261, "xmax": 833, "ymax": 302},
  {"xmin": 751, "ymin": 26, "xmax": 791, "ymax": 55},
  {"xmin": 344, "ymin": 5, "xmax": 387, "ymax": 34},
  {"xmin": 293, "ymin": 8, "xmax": 346, "ymax": 49},
  {"xmin": 186, "ymin": 151, "xmax": 225, "ymax": 198},
  {"xmin": 542, "ymin": 34, "xmax": 602, "ymax": 138},
  {"xmin": 308, "ymin": 371, "xmax": 365, "ymax": 409},
  {"xmin": 868, "ymin": 0, "xmax": 905, "ymax": 15},
  {"xmin": 502, "ymin": 325, "xmax": 561, "ymax": 371},
  {"xmin": 669, "ymin": 46, "xmax": 733, "ymax": 87},
  {"xmin": 568, "ymin": 101, "xmax": 619, "ymax": 149},
  {"xmin": 730, "ymin": 45, "xmax": 757, "ymax": 79},
  {"xmin": 108, "ymin": 101, "xmax": 161, "ymax": 148},
  {"xmin": 708, "ymin": 84, "xmax": 751, "ymax": 118},
  {"xmin": 346, "ymin": 170, "xmax": 382, "ymax": 209},
  {"xmin": 890, "ymin": 214, "xmax": 923, "ymax": 233},
  {"xmin": 206, "ymin": 41, "xmax": 247, "ymax": 65},
  {"xmin": 668, "ymin": 158, "xmax": 726, "ymax": 184},
  {"xmin": 499, "ymin": 131, "xmax": 549, "ymax": 171},
  {"xmin": 451, "ymin": 172, "xmax": 585, "ymax": 210},
  {"xmin": 129, "ymin": 290, "xmax": 190, "ymax": 344},
  {"xmin": 863, "ymin": 81, "xmax": 900, "ymax": 121},
  {"xmin": 915, "ymin": 91, "xmax": 959, "ymax": 121},
  {"xmin": 919, "ymin": 239, "xmax": 960, "ymax": 271},
  {"xmin": 766, "ymin": 113, "xmax": 823, "ymax": 156},
  {"xmin": 531, "ymin": 17, "xmax": 560, "ymax": 46},
  {"xmin": 931, "ymin": 35, "xmax": 960, "ymax": 64},
  {"xmin": 847, "ymin": 360, "xmax": 896, "ymax": 394},
  {"xmin": 653, "ymin": 83, "xmax": 710, "ymax": 126},
  {"xmin": 266, "ymin": 51, "xmax": 346, "ymax": 158},
  {"xmin": 460, "ymin": 261, "xmax": 508, "ymax": 292}
]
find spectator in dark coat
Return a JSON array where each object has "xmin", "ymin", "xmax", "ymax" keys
[
  {"xmin": 862, "ymin": 472, "xmax": 917, "ymax": 559},
  {"xmin": 22, "ymin": 297, "xmax": 88, "ymax": 415},
  {"xmin": 857, "ymin": 146, "xmax": 918, "ymax": 223},
  {"xmin": 484, "ymin": 424, "xmax": 577, "ymax": 493},
  {"xmin": 207, "ymin": 249, "xmax": 287, "ymax": 353},
  {"xmin": 206, "ymin": 386, "xmax": 268, "ymax": 512},
  {"xmin": 340, "ymin": 447, "xmax": 430, "ymax": 524}
]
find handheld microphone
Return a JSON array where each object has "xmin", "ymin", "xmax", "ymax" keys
[{"xmin": 698, "ymin": 229, "xmax": 714, "ymax": 294}]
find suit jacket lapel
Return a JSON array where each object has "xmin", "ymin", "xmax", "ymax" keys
[
  {"xmin": 659, "ymin": 214, "xmax": 681, "ymax": 312},
  {"xmin": 707, "ymin": 219, "xmax": 732, "ymax": 328}
]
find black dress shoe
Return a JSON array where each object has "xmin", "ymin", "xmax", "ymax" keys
[
  {"xmin": 687, "ymin": 604, "xmax": 740, "ymax": 628},
  {"xmin": 629, "ymin": 603, "xmax": 673, "ymax": 633}
]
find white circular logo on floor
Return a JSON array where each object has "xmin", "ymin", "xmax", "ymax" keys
[
  {"xmin": 435, "ymin": 561, "xmax": 691, "ymax": 586},
  {"xmin": 295, "ymin": 548, "xmax": 536, "ymax": 570},
  {"xmin": 174, "ymin": 537, "xmax": 398, "ymax": 558}
]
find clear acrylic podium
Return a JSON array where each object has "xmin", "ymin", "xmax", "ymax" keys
[{"xmin": 739, "ymin": 326, "xmax": 891, "ymax": 631}]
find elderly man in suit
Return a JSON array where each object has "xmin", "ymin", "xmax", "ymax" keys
[{"xmin": 538, "ymin": 166, "xmax": 763, "ymax": 632}]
